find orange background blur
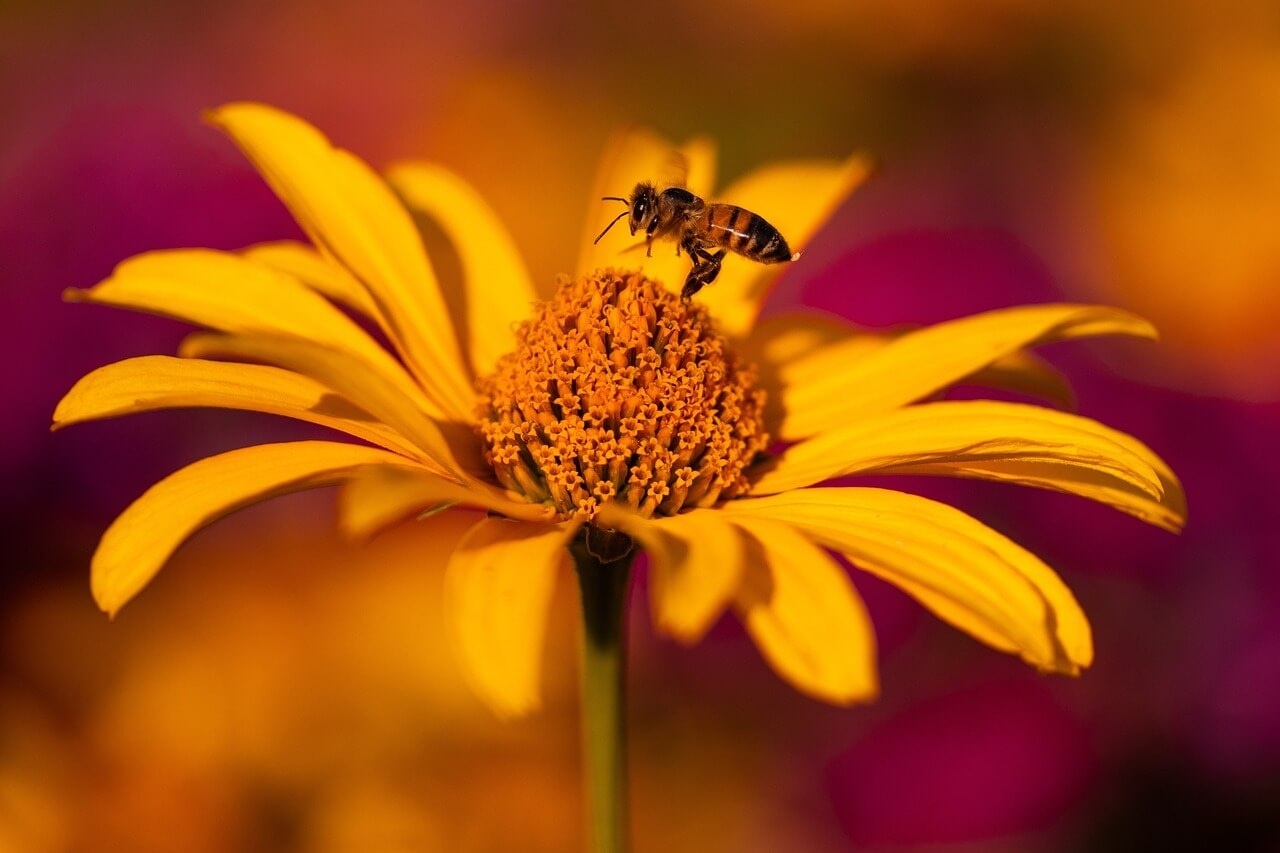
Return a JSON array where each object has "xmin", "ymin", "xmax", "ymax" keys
[{"xmin": 4, "ymin": 1, "xmax": 1280, "ymax": 850}]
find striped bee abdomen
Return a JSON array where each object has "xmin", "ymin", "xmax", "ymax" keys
[
  {"xmin": 704, "ymin": 204, "xmax": 794, "ymax": 264},
  {"xmin": 745, "ymin": 211, "xmax": 793, "ymax": 263}
]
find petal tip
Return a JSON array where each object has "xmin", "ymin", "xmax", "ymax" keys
[
  {"xmin": 1038, "ymin": 660, "xmax": 1086, "ymax": 678},
  {"xmin": 382, "ymin": 160, "xmax": 420, "ymax": 185},
  {"xmin": 655, "ymin": 613, "xmax": 712, "ymax": 647},
  {"xmin": 489, "ymin": 695, "xmax": 540, "ymax": 721},
  {"xmin": 203, "ymin": 101, "xmax": 270, "ymax": 128},
  {"xmin": 817, "ymin": 678, "xmax": 880, "ymax": 707},
  {"xmin": 204, "ymin": 103, "xmax": 321, "ymax": 149},
  {"xmin": 1031, "ymin": 643, "xmax": 1093, "ymax": 676},
  {"xmin": 201, "ymin": 104, "xmax": 239, "ymax": 131},
  {"xmin": 1082, "ymin": 305, "xmax": 1160, "ymax": 341},
  {"xmin": 1131, "ymin": 317, "xmax": 1160, "ymax": 341},
  {"xmin": 50, "ymin": 381, "xmax": 86, "ymax": 431},
  {"xmin": 90, "ymin": 580, "xmax": 127, "ymax": 620}
]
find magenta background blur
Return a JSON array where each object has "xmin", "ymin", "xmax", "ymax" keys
[{"xmin": 4, "ymin": 1, "xmax": 1280, "ymax": 850}]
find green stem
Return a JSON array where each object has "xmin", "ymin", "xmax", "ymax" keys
[{"xmin": 571, "ymin": 531, "xmax": 634, "ymax": 853}]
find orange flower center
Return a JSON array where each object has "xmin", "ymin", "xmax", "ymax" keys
[{"xmin": 476, "ymin": 270, "xmax": 769, "ymax": 521}]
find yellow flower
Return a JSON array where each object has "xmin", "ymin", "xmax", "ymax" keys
[{"xmin": 54, "ymin": 104, "xmax": 1184, "ymax": 717}]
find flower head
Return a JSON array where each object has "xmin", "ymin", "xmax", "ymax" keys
[
  {"xmin": 55, "ymin": 103, "xmax": 1184, "ymax": 717},
  {"xmin": 478, "ymin": 270, "xmax": 767, "ymax": 521}
]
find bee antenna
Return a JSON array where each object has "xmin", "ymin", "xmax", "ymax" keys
[
  {"xmin": 601, "ymin": 196, "xmax": 629, "ymax": 203},
  {"xmin": 593, "ymin": 210, "xmax": 630, "ymax": 244}
]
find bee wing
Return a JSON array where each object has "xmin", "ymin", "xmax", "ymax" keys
[
  {"xmin": 661, "ymin": 137, "xmax": 717, "ymax": 196},
  {"xmin": 659, "ymin": 148, "xmax": 691, "ymax": 189},
  {"xmin": 678, "ymin": 136, "xmax": 717, "ymax": 198}
]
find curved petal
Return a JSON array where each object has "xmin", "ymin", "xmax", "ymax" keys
[
  {"xmin": 52, "ymin": 355, "xmax": 418, "ymax": 457},
  {"xmin": 206, "ymin": 103, "xmax": 474, "ymax": 420},
  {"xmin": 749, "ymin": 315, "xmax": 1073, "ymax": 407},
  {"xmin": 387, "ymin": 162, "xmax": 536, "ymax": 376},
  {"xmin": 179, "ymin": 333, "xmax": 474, "ymax": 480},
  {"xmin": 242, "ymin": 240, "xmax": 384, "ymax": 321},
  {"xmin": 1089, "ymin": 420, "xmax": 1186, "ymax": 527},
  {"xmin": 922, "ymin": 460, "xmax": 1184, "ymax": 533},
  {"xmin": 751, "ymin": 401, "xmax": 1168, "ymax": 518},
  {"xmin": 700, "ymin": 154, "xmax": 872, "ymax": 338},
  {"xmin": 444, "ymin": 517, "xmax": 578, "ymax": 718},
  {"xmin": 725, "ymin": 488, "xmax": 1092, "ymax": 674},
  {"xmin": 679, "ymin": 135, "xmax": 718, "ymax": 199},
  {"xmin": 595, "ymin": 504, "xmax": 744, "ymax": 644},
  {"xmin": 727, "ymin": 517, "xmax": 878, "ymax": 705},
  {"xmin": 748, "ymin": 314, "xmax": 1074, "ymax": 434},
  {"xmin": 338, "ymin": 465, "xmax": 555, "ymax": 540},
  {"xmin": 968, "ymin": 350, "xmax": 1075, "ymax": 410},
  {"xmin": 64, "ymin": 249, "xmax": 438, "ymax": 416},
  {"xmin": 91, "ymin": 441, "xmax": 419, "ymax": 616},
  {"xmin": 744, "ymin": 310, "xmax": 881, "ymax": 368},
  {"xmin": 577, "ymin": 128, "xmax": 719, "ymax": 294},
  {"xmin": 872, "ymin": 402, "xmax": 1186, "ymax": 530},
  {"xmin": 777, "ymin": 304, "xmax": 1158, "ymax": 440}
]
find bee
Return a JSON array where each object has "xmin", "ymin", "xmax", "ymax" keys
[{"xmin": 594, "ymin": 181, "xmax": 801, "ymax": 300}]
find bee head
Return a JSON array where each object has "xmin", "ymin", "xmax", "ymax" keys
[
  {"xmin": 628, "ymin": 182, "xmax": 659, "ymax": 235},
  {"xmin": 594, "ymin": 182, "xmax": 659, "ymax": 246}
]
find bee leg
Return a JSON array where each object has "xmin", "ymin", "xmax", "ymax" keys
[
  {"xmin": 681, "ymin": 249, "xmax": 724, "ymax": 300},
  {"xmin": 645, "ymin": 216, "xmax": 664, "ymax": 258},
  {"xmin": 677, "ymin": 232, "xmax": 701, "ymax": 262}
]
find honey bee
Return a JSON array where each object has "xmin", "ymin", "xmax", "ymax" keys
[{"xmin": 594, "ymin": 181, "xmax": 801, "ymax": 300}]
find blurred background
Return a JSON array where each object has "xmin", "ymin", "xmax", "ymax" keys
[{"xmin": 4, "ymin": 0, "xmax": 1280, "ymax": 849}]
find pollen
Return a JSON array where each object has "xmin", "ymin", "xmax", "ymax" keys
[{"xmin": 476, "ymin": 270, "xmax": 769, "ymax": 521}]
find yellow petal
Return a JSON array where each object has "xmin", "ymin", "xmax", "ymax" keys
[
  {"xmin": 386, "ymin": 162, "xmax": 536, "ymax": 376},
  {"xmin": 179, "ymin": 333, "xmax": 472, "ymax": 480},
  {"xmin": 578, "ymin": 127, "xmax": 672, "ymax": 279},
  {"xmin": 752, "ymin": 401, "xmax": 1165, "ymax": 512},
  {"xmin": 338, "ymin": 465, "xmax": 555, "ymax": 540},
  {"xmin": 725, "ymin": 488, "xmax": 1092, "ymax": 673},
  {"xmin": 778, "ymin": 303, "xmax": 1157, "ymax": 439},
  {"xmin": 207, "ymin": 103, "xmax": 474, "ymax": 420},
  {"xmin": 754, "ymin": 314, "xmax": 1073, "ymax": 410},
  {"xmin": 727, "ymin": 517, "xmax": 878, "ymax": 705},
  {"xmin": 875, "ymin": 571, "xmax": 1019, "ymax": 655},
  {"xmin": 699, "ymin": 154, "xmax": 872, "ymax": 338},
  {"xmin": 64, "ymin": 248, "xmax": 441, "ymax": 416},
  {"xmin": 444, "ymin": 517, "xmax": 578, "ymax": 718},
  {"xmin": 934, "ymin": 460, "xmax": 1184, "ymax": 533},
  {"xmin": 745, "ymin": 310, "xmax": 881, "ymax": 368},
  {"xmin": 875, "ymin": 403, "xmax": 1186, "ymax": 531},
  {"xmin": 91, "ymin": 441, "xmax": 417, "ymax": 616},
  {"xmin": 577, "ymin": 128, "xmax": 719, "ymax": 293},
  {"xmin": 968, "ymin": 350, "xmax": 1075, "ymax": 410},
  {"xmin": 242, "ymin": 240, "xmax": 384, "ymax": 321},
  {"xmin": 749, "ymin": 315, "xmax": 1071, "ymax": 435},
  {"xmin": 679, "ymin": 135, "xmax": 718, "ymax": 199},
  {"xmin": 52, "ymin": 355, "xmax": 419, "ymax": 457},
  {"xmin": 595, "ymin": 504, "xmax": 744, "ymax": 644},
  {"xmin": 1085, "ymin": 417, "xmax": 1187, "ymax": 527}
]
